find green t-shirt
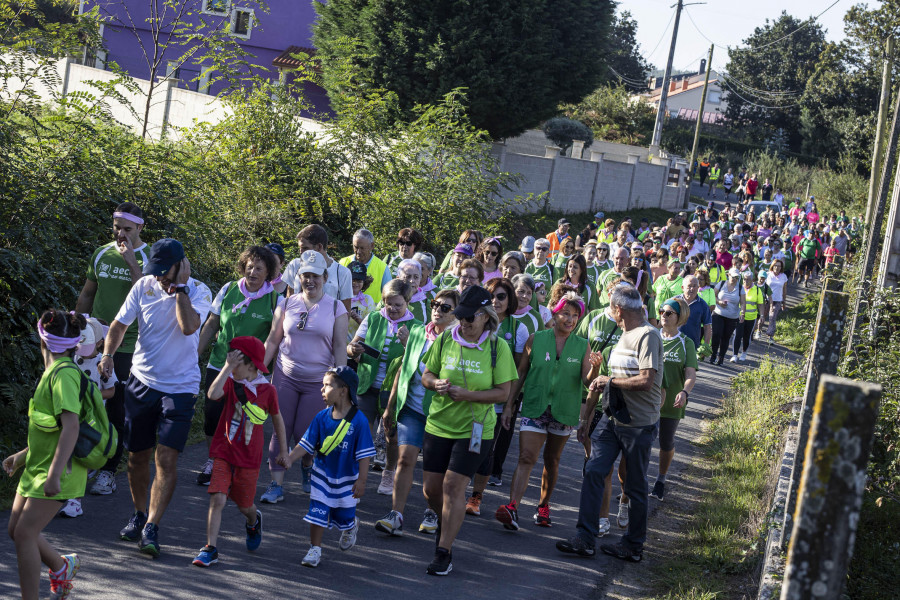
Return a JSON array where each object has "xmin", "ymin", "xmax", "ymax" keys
[
  {"xmin": 653, "ymin": 275, "xmax": 683, "ymax": 307},
  {"xmin": 424, "ymin": 332, "xmax": 518, "ymax": 439},
  {"xmin": 660, "ymin": 333, "xmax": 697, "ymax": 420},
  {"xmin": 595, "ymin": 268, "xmax": 621, "ymax": 307},
  {"xmin": 86, "ymin": 241, "xmax": 149, "ymax": 353},
  {"xmin": 576, "ymin": 308, "xmax": 622, "ymax": 353},
  {"xmin": 18, "ymin": 358, "xmax": 88, "ymax": 500},
  {"xmin": 512, "ymin": 308, "xmax": 542, "ymax": 337},
  {"xmin": 436, "ymin": 272, "xmax": 460, "ymax": 290},
  {"xmin": 525, "ymin": 261, "xmax": 555, "ymax": 291},
  {"xmin": 798, "ymin": 238, "xmax": 822, "ymax": 260}
]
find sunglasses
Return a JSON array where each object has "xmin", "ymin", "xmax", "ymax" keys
[
  {"xmin": 535, "ymin": 246, "xmax": 549, "ymax": 252},
  {"xmin": 398, "ymin": 240, "xmax": 413, "ymax": 247},
  {"xmin": 659, "ymin": 310, "xmax": 677, "ymax": 317},
  {"xmin": 461, "ymin": 311, "xmax": 485, "ymax": 323},
  {"xmin": 492, "ymin": 292, "xmax": 507, "ymax": 301},
  {"xmin": 431, "ymin": 301, "xmax": 453, "ymax": 314},
  {"xmin": 484, "ymin": 250, "xmax": 499, "ymax": 257}
]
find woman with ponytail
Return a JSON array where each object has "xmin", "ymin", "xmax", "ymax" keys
[{"xmin": 4, "ymin": 310, "xmax": 88, "ymax": 599}]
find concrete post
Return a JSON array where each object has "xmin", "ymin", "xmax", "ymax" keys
[
  {"xmin": 60, "ymin": 56, "xmax": 75, "ymax": 98},
  {"xmin": 626, "ymin": 153, "xmax": 641, "ymax": 165},
  {"xmin": 780, "ymin": 375, "xmax": 882, "ymax": 600},
  {"xmin": 782, "ymin": 287, "xmax": 849, "ymax": 547},
  {"xmin": 159, "ymin": 77, "xmax": 178, "ymax": 140},
  {"xmin": 571, "ymin": 139, "xmax": 585, "ymax": 159},
  {"xmin": 589, "ymin": 150, "xmax": 604, "ymax": 162},
  {"xmin": 492, "ymin": 140, "xmax": 507, "ymax": 172},
  {"xmin": 627, "ymin": 155, "xmax": 640, "ymax": 209},
  {"xmin": 545, "ymin": 145, "xmax": 561, "ymax": 159}
]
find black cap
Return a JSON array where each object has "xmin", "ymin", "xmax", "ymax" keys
[
  {"xmin": 265, "ymin": 243, "xmax": 285, "ymax": 259},
  {"xmin": 453, "ymin": 286, "xmax": 492, "ymax": 319},
  {"xmin": 142, "ymin": 239, "xmax": 185, "ymax": 277},
  {"xmin": 348, "ymin": 260, "xmax": 367, "ymax": 281},
  {"xmin": 558, "ymin": 218, "xmax": 570, "ymax": 226}
]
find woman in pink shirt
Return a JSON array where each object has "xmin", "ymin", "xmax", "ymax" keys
[
  {"xmin": 478, "ymin": 238, "xmax": 503, "ymax": 282},
  {"xmin": 261, "ymin": 250, "xmax": 348, "ymax": 503}
]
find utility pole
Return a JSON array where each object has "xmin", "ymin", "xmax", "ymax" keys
[
  {"xmin": 688, "ymin": 44, "xmax": 714, "ymax": 184},
  {"xmin": 865, "ymin": 37, "xmax": 894, "ymax": 229},
  {"xmin": 649, "ymin": 0, "xmax": 685, "ymax": 156}
]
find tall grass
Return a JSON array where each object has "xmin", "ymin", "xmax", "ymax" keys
[{"xmin": 650, "ymin": 360, "xmax": 801, "ymax": 599}]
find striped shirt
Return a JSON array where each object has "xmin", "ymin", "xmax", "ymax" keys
[{"xmin": 607, "ymin": 323, "xmax": 664, "ymax": 427}]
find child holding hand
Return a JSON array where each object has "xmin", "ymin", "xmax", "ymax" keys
[
  {"xmin": 286, "ymin": 366, "xmax": 374, "ymax": 567},
  {"xmin": 192, "ymin": 337, "xmax": 288, "ymax": 567}
]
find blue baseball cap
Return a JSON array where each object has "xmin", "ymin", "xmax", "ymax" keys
[
  {"xmin": 328, "ymin": 366, "xmax": 359, "ymax": 404},
  {"xmin": 143, "ymin": 238, "xmax": 185, "ymax": 276},
  {"xmin": 265, "ymin": 243, "xmax": 285, "ymax": 259}
]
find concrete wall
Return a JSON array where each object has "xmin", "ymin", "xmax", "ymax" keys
[{"xmin": 495, "ymin": 140, "xmax": 689, "ymax": 215}]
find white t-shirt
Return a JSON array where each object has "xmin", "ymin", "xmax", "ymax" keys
[
  {"xmin": 766, "ymin": 272, "xmax": 788, "ymax": 302},
  {"xmin": 283, "ymin": 257, "xmax": 352, "ymax": 302},
  {"xmin": 115, "ymin": 276, "xmax": 212, "ymax": 394}
]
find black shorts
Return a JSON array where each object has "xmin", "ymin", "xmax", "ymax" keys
[
  {"xmin": 799, "ymin": 258, "xmax": 816, "ymax": 273},
  {"xmin": 658, "ymin": 417, "xmax": 681, "ymax": 452},
  {"xmin": 422, "ymin": 432, "xmax": 495, "ymax": 477},
  {"xmin": 123, "ymin": 374, "xmax": 197, "ymax": 453}
]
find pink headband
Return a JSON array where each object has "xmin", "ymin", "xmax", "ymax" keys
[
  {"xmin": 37, "ymin": 319, "xmax": 80, "ymax": 353},
  {"xmin": 551, "ymin": 296, "xmax": 585, "ymax": 318},
  {"xmin": 113, "ymin": 211, "xmax": 144, "ymax": 225}
]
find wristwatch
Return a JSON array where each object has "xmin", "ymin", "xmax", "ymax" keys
[{"xmin": 175, "ymin": 285, "xmax": 189, "ymax": 295}]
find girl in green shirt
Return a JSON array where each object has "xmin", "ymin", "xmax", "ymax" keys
[
  {"xmin": 5, "ymin": 310, "xmax": 88, "ymax": 599},
  {"xmin": 496, "ymin": 292, "xmax": 596, "ymax": 530}
]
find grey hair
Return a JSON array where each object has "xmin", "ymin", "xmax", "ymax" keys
[
  {"xmin": 511, "ymin": 273, "xmax": 536, "ymax": 291},
  {"xmin": 353, "ymin": 229, "xmax": 375, "ymax": 244},
  {"xmin": 610, "ymin": 285, "xmax": 643, "ymax": 313},
  {"xmin": 398, "ymin": 258, "xmax": 421, "ymax": 275},
  {"xmin": 501, "ymin": 251, "xmax": 526, "ymax": 272},
  {"xmin": 413, "ymin": 252, "xmax": 435, "ymax": 273}
]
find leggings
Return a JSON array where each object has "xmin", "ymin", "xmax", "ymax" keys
[
  {"xmin": 711, "ymin": 314, "xmax": 738, "ymax": 361},
  {"xmin": 268, "ymin": 366, "xmax": 325, "ymax": 472},
  {"xmin": 491, "ymin": 401, "xmax": 519, "ymax": 478},
  {"xmin": 733, "ymin": 318, "xmax": 756, "ymax": 354},
  {"xmin": 766, "ymin": 301, "xmax": 783, "ymax": 336}
]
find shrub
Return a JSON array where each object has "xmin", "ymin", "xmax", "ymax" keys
[{"xmin": 543, "ymin": 117, "xmax": 593, "ymax": 155}]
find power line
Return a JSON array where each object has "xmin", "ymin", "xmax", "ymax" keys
[
  {"xmin": 643, "ymin": 9, "xmax": 677, "ymax": 64},
  {"xmin": 719, "ymin": 77, "xmax": 803, "ymax": 110},
  {"xmin": 608, "ymin": 66, "xmax": 649, "ymax": 87},
  {"xmin": 683, "ymin": 8, "xmax": 728, "ymax": 51},
  {"xmin": 719, "ymin": 73, "xmax": 800, "ymax": 98}
]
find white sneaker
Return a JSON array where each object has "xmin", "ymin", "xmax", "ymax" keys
[
  {"xmin": 58, "ymin": 499, "xmax": 83, "ymax": 518},
  {"xmin": 375, "ymin": 510, "xmax": 403, "ymax": 536},
  {"xmin": 419, "ymin": 508, "xmax": 439, "ymax": 534},
  {"xmin": 339, "ymin": 517, "xmax": 359, "ymax": 551},
  {"xmin": 616, "ymin": 497, "xmax": 630, "ymax": 529},
  {"xmin": 90, "ymin": 470, "xmax": 116, "ymax": 495},
  {"xmin": 753, "ymin": 331, "xmax": 761, "ymax": 340},
  {"xmin": 301, "ymin": 545, "xmax": 321, "ymax": 567},
  {"xmin": 730, "ymin": 355, "xmax": 739, "ymax": 363},
  {"xmin": 739, "ymin": 352, "xmax": 747, "ymax": 362},
  {"xmin": 377, "ymin": 470, "xmax": 394, "ymax": 495},
  {"xmin": 597, "ymin": 517, "xmax": 611, "ymax": 537}
]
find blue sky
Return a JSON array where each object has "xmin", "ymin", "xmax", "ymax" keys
[{"xmin": 620, "ymin": 0, "xmax": 855, "ymax": 76}]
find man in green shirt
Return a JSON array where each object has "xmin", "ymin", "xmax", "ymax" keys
[
  {"xmin": 796, "ymin": 230, "xmax": 823, "ymax": 287},
  {"xmin": 74, "ymin": 202, "xmax": 149, "ymax": 496}
]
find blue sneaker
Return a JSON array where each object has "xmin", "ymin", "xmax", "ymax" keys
[
  {"xmin": 302, "ymin": 465, "xmax": 312, "ymax": 494},
  {"xmin": 192, "ymin": 545, "xmax": 218, "ymax": 567},
  {"xmin": 260, "ymin": 481, "xmax": 283, "ymax": 504},
  {"xmin": 246, "ymin": 510, "xmax": 262, "ymax": 551},
  {"xmin": 140, "ymin": 523, "xmax": 160, "ymax": 557},
  {"xmin": 119, "ymin": 511, "xmax": 147, "ymax": 542}
]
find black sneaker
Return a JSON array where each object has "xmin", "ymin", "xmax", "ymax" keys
[
  {"xmin": 140, "ymin": 523, "xmax": 160, "ymax": 557},
  {"xmin": 601, "ymin": 541, "xmax": 643, "ymax": 562},
  {"xmin": 556, "ymin": 535, "xmax": 595, "ymax": 557},
  {"xmin": 495, "ymin": 502, "xmax": 519, "ymax": 531},
  {"xmin": 119, "ymin": 511, "xmax": 147, "ymax": 542},
  {"xmin": 426, "ymin": 547, "xmax": 453, "ymax": 576},
  {"xmin": 196, "ymin": 458, "xmax": 213, "ymax": 486},
  {"xmin": 650, "ymin": 480, "xmax": 665, "ymax": 501},
  {"xmin": 708, "ymin": 356, "xmax": 716, "ymax": 365}
]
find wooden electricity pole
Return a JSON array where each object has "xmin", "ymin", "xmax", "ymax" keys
[
  {"xmin": 688, "ymin": 44, "xmax": 714, "ymax": 183},
  {"xmin": 865, "ymin": 37, "xmax": 895, "ymax": 229}
]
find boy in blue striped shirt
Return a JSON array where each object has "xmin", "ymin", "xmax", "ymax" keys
[{"xmin": 286, "ymin": 366, "xmax": 375, "ymax": 567}]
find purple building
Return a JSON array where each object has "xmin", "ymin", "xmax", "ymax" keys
[{"xmin": 79, "ymin": 0, "xmax": 330, "ymax": 112}]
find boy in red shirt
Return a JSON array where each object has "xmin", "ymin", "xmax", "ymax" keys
[{"xmin": 192, "ymin": 336, "xmax": 288, "ymax": 567}]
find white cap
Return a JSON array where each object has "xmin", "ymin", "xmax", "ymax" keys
[
  {"xmin": 76, "ymin": 317, "xmax": 108, "ymax": 357},
  {"xmin": 296, "ymin": 250, "xmax": 326, "ymax": 275}
]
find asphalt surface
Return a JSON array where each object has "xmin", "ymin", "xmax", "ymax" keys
[{"xmin": 1, "ymin": 197, "xmax": 811, "ymax": 599}]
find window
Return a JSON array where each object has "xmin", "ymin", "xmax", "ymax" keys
[
  {"xmin": 230, "ymin": 8, "xmax": 254, "ymax": 39},
  {"xmin": 202, "ymin": 0, "xmax": 230, "ymax": 15},
  {"xmin": 707, "ymin": 90, "xmax": 721, "ymax": 104}
]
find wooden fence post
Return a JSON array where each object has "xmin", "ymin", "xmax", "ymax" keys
[
  {"xmin": 782, "ymin": 285, "xmax": 849, "ymax": 546},
  {"xmin": 780, "ymin": 376, "xmax": 882, "ymax": 600}
]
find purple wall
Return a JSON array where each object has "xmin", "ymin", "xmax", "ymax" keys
[{"xmin": 85, "ymin": 0, "xmax": 330, "ymax": 114}]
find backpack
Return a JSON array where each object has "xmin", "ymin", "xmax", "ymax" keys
[{"xmin": 50, "ymin": 363, "xmax": 118, "ymax": 470}]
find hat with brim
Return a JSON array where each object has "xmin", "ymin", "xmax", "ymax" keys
[
  {"xmin": 453, "ymin": 285, "xmax": 492, "ymax": 320},
  {"xmin": 454, "ymin": 243, "xmax": 475, "ymax": 257},
  {"xmin": 229, "ymin": 336, "xmax": 269, "ymax": 374},
  {"xmin": 520, "ymin": 236, "xmax": 536, "ymax": 252},
  {"xmin": 327, "ymin": 366, "xmax": 359, "ymax": 404},
  {"xmin": 348, "ymin": 260, "xmax": 367, "ymax": 281},
  {"xmin": 143, "ymin": 238, "xmax": 185, "ymax": 277},
  {"xmin": 296, "ymin": 250, "xmax": 326, "ymax": 275}
]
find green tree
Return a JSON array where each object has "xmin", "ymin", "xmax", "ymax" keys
[
  {"xmin": 606, "ymin": 10, "xmax": 652, "ymax": 92},
  {"xmin": 543, "ymin": 117, "xmax": 593, "ymax": 154},
  {"xmin": 312, "ymin": 0, "xmax": 617, "ymax": 139},
  {"xmin": 723, "ymin": 12, "xmax": 826, "ymax": 151},
  {"xmin": 561, "ymin": 84, "xmax": 655, "ymax": 145}
]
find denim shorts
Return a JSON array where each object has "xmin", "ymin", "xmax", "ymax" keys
[
  {"xmin": 396, "ymin": 406, "xmax": 427, "ymax": 448},
  {"xmin": 123, "ymin": 374, "xmax": 197, "ymax": 453}
]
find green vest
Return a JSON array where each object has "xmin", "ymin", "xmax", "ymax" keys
[
  {"xmin": 357, "ymin": 312, "xmax": 423, "ymax": 394},
  {"xmin": 497, "ymin": 315, "xmax": 521, "ymax": 355},
  {"xmin": 341, "ymin": 255, "xmax": 389, "ymax": 304},
  {"xmin": 395, "ymin": 324, "xmax": 435, "ymax": 417},
  {"xmin": 520, "ymin": 329, "xmax": 587, "ymax": 426},
  {"xmin": 709, "ymin": 167, "xmax": 721, "ymax": 181},
  {"xmin": 409, "ymin": 297, "xmax": 429, "ymax": 323},
  {"xmin": 209, "ymin": 282, "xmax": 279, "ymax": 369}
]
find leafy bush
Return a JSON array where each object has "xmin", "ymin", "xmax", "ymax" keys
[
  {"xmin": 561, "ymin": 84, "xmax": 654, "ymax": 146},
  {"xmin": 542, "ymin": 117, "xmax": 593, "ymax": 154}
]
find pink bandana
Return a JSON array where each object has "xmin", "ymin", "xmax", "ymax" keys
[
  {"xmin": 113, "ymin": 211, "xmax": 144, "ymax": 225},
  {"xmin": 410, "ymin": 287, "xmax": 427, "ymax": 304},
  {"xmin": 425, "ymin": 321, "xmax": 441, "ymax": 341},
  {"xmin": 37, "ymin": 319, "xmax": 80, "ymax": 353},
  {"xmin": 380, "ymin": 307, "xmax": 414, "ymax": 336},
  {"xmin": 232, "ymin": 278, "xmax": 275, "ymax": 314},
  {"xmin": 451, "ymin": 324, "xmax": 490, "ymax": 350}
]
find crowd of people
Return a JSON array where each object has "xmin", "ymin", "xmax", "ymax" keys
[{"xmin": 4, "ymin": 195, "xmax": 854, "ymax": 597}]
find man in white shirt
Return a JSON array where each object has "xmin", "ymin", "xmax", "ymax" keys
[
  {"xmin": 100, "ymin": 238, "xmax": 212, "ymax": 557},
  {"xmin": 283, "ymin": 224, "xmax": 353, "ymax": 311}
]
